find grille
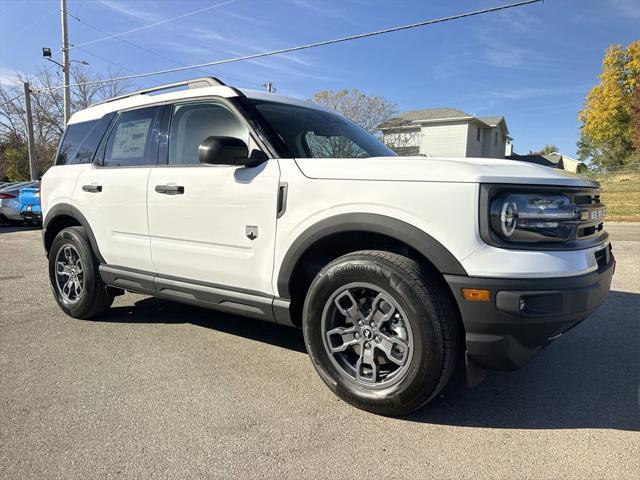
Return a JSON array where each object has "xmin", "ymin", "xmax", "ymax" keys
[{"xmin": 571, "ymin": 190, "xmax": 605, "ymax": 241}]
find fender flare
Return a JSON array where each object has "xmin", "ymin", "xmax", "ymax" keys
[
  {"xmin": 277, "ymin": 213, "xmax": 468, "ymax": 299},
  {"xmin": 43, "ymin": 203, "xmax": 104, "ymax": 263}
]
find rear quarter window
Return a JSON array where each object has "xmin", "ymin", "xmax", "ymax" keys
[{"xmin": 56, "ymin": 113, "xmax": 115, "ymax": 165}]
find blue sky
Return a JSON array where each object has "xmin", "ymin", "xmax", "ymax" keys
[{"xmin": 1, "ymin": 0, "xmax": 638, "ymax": 157}]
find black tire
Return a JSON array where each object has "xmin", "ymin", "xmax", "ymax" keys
[
  {"xmin": 302, "ymin": 250, "xmax": 459, "ymax": 416},
  {"xmin": 48, "ymin": 226, "xmax": 113, "ymax": 319}
]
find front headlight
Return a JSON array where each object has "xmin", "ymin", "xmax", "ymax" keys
[
  {"xmin": 490, "ymin": 193, "xmax": 580, "ymax": 243},
  {"xmin": 480, "ymin": 184, "xmax": 607, "ymax": 250}
]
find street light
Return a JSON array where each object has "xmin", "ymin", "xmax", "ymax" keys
[{"xmin": 42, "ymin": 47, "xmax": 89, "ymax": 69}]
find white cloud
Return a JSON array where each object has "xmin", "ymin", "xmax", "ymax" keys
[
  {"xmin": 484, "ymin": 45, "xmax": 530, "ymax": 68},
  {"xmin": 610, "ymin": 0, "xmax": 640, "ymax": 19},
  {"xmin": 220, "ymin": 10, "xmax": 270, "ymax": 27},
  {"xmin": 488, "ymin": 87, "xmax": 550, "ymax": 100},
  {"xmin": 96, "ymin": 0, "xmax": 162, "ymax": 23},
  {"xmin": 0, "ymin": 67, "xmax": 22, "ymax": 87},
  {"xmin": 289, "ymin": 0, "xmax": 360, "ymax": 25}
]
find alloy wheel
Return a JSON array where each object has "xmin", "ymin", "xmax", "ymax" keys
[
  {"xmin": 54, "ymin": 244, "xmax": 84, "ymax": 303},
  {"xmin": 321, "ymin": 282, "xmax": 414, "ymax": 388}
]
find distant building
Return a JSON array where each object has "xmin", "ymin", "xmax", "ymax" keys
[
  {"xmin": 380, "ymin": 107, "xmax": 510, "ymax": 159},
  {"xmin": 506, "ymin": 152, "xmax": 586, "ymax": 173}
]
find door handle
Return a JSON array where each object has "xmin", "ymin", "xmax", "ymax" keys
[
  {"xmin": 82, "ymin": 184, "xmax": 102, "ymax": 193},
  {"xmin": 155, "ymin": 184, "xmax": 184, "ymax": 195}
]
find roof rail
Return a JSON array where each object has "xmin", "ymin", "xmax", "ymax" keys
[{"xmin": 94, "ymin": 77, "xmax": 226, "ymax": 106}]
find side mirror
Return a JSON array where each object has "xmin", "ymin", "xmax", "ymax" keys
[{"xmin": 198, "ymin": 136, "xmax": 265, "ymax": 167}]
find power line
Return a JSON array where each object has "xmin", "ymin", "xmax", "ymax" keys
[
  {"xmin": 69, "ymin": 0, "xmax": 237, "ymax": 50},
  {"xmin": 1, "ymin": 0, "xmax": 28, "ymax": 17},
  {"xmin": 74, "ymin": 46, "xmax": 164, "ymax": 85},
  {"xmin": 68, "ymin": 12, "xmax": 198, "ymax": 71},
  {"xmin": 66, "ymin": 11, "xmax": 262, "ymax": 88},
  {"xmin": 35, "ymin": 0, "xmax": 544, "ymax": 93},
  {"xmin": 5, "ymin": 8, "xmax": 57, "ymax": 41}
]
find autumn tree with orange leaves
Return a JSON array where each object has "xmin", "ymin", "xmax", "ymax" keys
[{"xmin": 578, "ymin": 41, "xmax": 640, "ymax": 169}]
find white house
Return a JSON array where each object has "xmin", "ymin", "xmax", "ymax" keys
[{"xmin": 380, "ymin": 107, "xmax": 510, "ymax": 159}]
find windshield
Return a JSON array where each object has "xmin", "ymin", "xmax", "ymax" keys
[{"xmin": 245, "ymin": 99, "xmax": 396, "ymax": 159}]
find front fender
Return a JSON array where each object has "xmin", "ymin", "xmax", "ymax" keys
[{"xmin": 276, "ymin": 212, "xmax": 467, "ymax": 299}]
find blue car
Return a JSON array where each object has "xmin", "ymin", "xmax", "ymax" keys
[{"xmin": 18, "ymin": 185, "xmax": 42, "ymax": 224}]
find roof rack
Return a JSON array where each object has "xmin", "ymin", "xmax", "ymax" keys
[{"xmin": 94, "ymin": 77, "xmax": 226, "ymax": 106}]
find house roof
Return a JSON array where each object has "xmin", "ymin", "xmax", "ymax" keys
[
  {"xmin": 506, "ymin": 153, "xmax": 562, "ymax": 168},
  {"xmin": 380, "ymin": 107, "xmax": 472, "ymax": 128},
  {"xmin": 380, "ymin": 108, "xmax": 508, "ymax": 133},
  {"xmin": 478, "ymin": 116, "xmax": 504, "ymax": 127}
]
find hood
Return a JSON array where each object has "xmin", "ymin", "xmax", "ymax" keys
[{"xmin": 295, "ymin": 156, "xmax": 598, "ymax": 187}]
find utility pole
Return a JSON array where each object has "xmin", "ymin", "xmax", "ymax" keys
[
  {"xmin": 22, "ymin": 82, "xmax": 38, "ymax": 181},
  {"xmin": 60, "ymin": 0, "xmax": 71, "ymax": 125}
]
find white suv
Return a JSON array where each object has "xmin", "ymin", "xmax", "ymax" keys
[{"xmin": 41, "ymin": 77, "xmax": 614, "ymax": 416}]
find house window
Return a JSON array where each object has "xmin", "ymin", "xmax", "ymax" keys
[
  {"xmin": 476, "ymin": 127, "xmax": 481, "ymax": 142},
  {"xmin": 494, "ymin": 131, "xmax": 498, "ymax": 146}
]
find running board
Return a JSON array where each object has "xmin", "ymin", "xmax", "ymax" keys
[{"xmin": 98, "ymin": 265, "xmax": 294, "ymax": 326}]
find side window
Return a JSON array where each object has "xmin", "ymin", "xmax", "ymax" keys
[
  {"xmin": 476, "ymin": 127, "xmax": 481, "ymax": 142},
  {"xmin": 104, "ymin": 106, "xmax": 162, "ymax": 167},
  {"xmin": 56, "ymin": 114, "xmax": 114, "ymax": 165},
  {"xmin": 168, "ymin": 102, "xmax": 248, "ymax": 165}
]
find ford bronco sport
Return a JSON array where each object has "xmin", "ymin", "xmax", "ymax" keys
[{"xmin": 41, "ymin": 77, "xmax": 614, "ymax": 416}]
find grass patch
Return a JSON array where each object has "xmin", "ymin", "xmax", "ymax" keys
[{"xmin": 596, "ymin": 173, "xmax": 640, "ymax": 222}]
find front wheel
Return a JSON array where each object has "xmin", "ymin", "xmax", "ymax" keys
[
  {"xmin": 302, "ymin": 250, "xmax": 459, "ymax": 416},
  {"xmin": 48, "ymin": 226, "xmax": 113, "ymax": 319}
]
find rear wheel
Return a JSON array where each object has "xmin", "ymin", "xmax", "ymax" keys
[
  {"xmin": 48, "ymin": 226, "xmax": 113, "ymax": 319},
  {"xmin": 302, "ymin": 250, "xmax": 459, "ymax": 416}
]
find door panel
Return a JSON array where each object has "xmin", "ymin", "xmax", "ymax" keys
[
  {"xmin": 75, "ymin": 166, "xmax": 153, "ymax": 271},
  {"xmin": 147, "ymin": 161, "xmax": 280, "ymax": 294},
  {"xmin": 147, "ymin": 100, "xmax": 280, "ymax": 295}
]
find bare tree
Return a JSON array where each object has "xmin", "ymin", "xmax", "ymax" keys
[
  {"xmin": 382, "ymin": 128, "xmax": 424, "ymax": 156},
  {"xmin": 0, "ymin": 66, "xmax": 131, "ymax": 179},
  {"xmin": 309, "ymin": 89, "xmax": 396, "ymax": 135}
]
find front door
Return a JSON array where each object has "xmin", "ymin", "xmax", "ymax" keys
[{"xmin": 147, "ymin": 100, "xmax": 280, "ymax": 295}]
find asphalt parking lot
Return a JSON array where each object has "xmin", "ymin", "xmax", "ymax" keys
[{"xmin": 1, "ymin": 224, "xmax": 638, "ymax": 479}]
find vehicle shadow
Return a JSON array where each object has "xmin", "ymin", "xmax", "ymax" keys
[
  {"xmin": 0, "ymin": 224, "xmax": 41, "ymax": 233},
  {"xmin": 100, "ymin": 295, "xmax": 307, "ymax": 353},
  {"xmin": 97, "ymin": 290, "xmax": 638, "ymax": 431}
]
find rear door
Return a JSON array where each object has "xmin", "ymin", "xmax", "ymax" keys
[
  {"xmin": 147, "ymin": 99, "xmax": 280, "ymax": 295},
  {"xmin": 74, "ymin": 105, "xmax": 165, "ymax": 272}
]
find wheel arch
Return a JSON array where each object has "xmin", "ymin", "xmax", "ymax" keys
[
  {"xmin": 43, "ymin": 203, "xmax": 104, "ymax": 263},
  {"xmin": 277, "ymin": 213, "xmax": 468, "ymax": 326}
]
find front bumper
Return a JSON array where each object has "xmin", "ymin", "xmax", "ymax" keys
[{"xmin": 445, "ymin": 245, "xmax": 615, "ymax": 371}]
